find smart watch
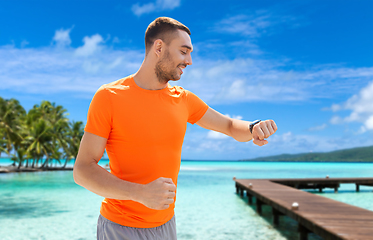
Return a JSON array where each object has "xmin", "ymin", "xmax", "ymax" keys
[{"xmin": 249, "ymin": 120, "xmax": 261, "ymax": 134}]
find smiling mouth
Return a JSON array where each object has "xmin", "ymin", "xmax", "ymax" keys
[{"xmin": 178, "ymin": 64, "xmax": 186, "ymax": 74}]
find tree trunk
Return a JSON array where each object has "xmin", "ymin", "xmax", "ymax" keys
[
  {"xmin": 41, "ymin": 158, "xmax": 49, "ymax": 169},
  {"xmin": 63, "ymin": 158, "xmax": 68, "ymax": 168},
  {"xmin": 17, "ymin": 159, "xmax": 22, "ymax": 169}
]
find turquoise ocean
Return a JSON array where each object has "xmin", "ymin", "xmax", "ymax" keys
[{"xmin": 1, "ymin": 158, "xmax": 373, "ymax": 240}]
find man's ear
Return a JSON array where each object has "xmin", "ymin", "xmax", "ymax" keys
[{"xmin": 153, "ymin": 39, "xmax": 163, "ymax": 57}]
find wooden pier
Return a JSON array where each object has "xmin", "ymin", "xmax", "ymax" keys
[{"xmin": 234, "ymin": 177, "xmax": 373, "ymax": 240}]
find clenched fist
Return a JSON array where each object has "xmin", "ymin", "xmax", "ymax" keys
[
  {"xmin": 136, "ymin": 177, "xmax": 176, "ymax": 210},
  {"xmin": 252, "ymin": 120, "xmax": 277, "ymax": 146}
]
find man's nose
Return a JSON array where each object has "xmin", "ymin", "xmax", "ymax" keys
[{"xmin": 185, "ymin": 54, "xmax": 192, "ymax": 66}]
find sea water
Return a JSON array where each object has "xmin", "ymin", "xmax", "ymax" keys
[{"xmin": 1, "ymin": 159, "xmax": 373, "ymax": 240}]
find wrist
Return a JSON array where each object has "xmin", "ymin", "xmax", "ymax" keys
[
  {"xmin": 249, "ymin": 120, "xmax": 261, "ymax": 134},
  {"xmin": 128, "ymin": 182, "xmax": 144, "ymax": 202}
]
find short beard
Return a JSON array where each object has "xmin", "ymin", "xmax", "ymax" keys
[{"xmin": 154, "ymin": 50, "xmax": 179, "ymax": 84}]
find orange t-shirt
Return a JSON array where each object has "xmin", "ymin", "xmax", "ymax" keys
[{"xmin": 84, "ymin": 75, "xmax": 208, "ymax": 228}]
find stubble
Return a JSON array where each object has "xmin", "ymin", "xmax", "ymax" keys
[{"xmin": 154, "ymin": 50, "xmax": 179, "ymax": 84}]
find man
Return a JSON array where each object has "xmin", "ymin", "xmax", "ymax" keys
[{"xmin": 73, "ymin": 17, "xmax": 277, "ymax": 240}]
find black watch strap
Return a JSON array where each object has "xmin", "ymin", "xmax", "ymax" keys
[{"xmin": 249, "ymin": 120, "xmax": 261, "ymax": 134}]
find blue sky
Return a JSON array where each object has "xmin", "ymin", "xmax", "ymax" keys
[{"xmin": 1, "ymin": 0, "xmax": 373, "ymax": 160}]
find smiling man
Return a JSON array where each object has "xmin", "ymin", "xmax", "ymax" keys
[{"xmin": 73, "ymin": 17, "xmax": 277, "ymax": 240}]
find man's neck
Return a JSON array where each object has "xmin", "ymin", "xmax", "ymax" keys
[{"xmin": 133, "ymin": 61, "xmax": 168, "ymax": 91}]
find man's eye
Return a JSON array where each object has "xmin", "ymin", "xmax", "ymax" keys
[{"xmin": 181, "ymin": 51, "xmax": 186, "ymax": 55}]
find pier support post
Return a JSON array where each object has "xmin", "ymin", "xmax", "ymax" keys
[
  {"xmin": 356, "ymin": 184, "xmax": 360, "ymax": 192},
  {"xmin": 272, "ymin": 208, "xmax": 281, "ymax": 226},
  {"xmin": 334, "ymin": 184, "xmax": 340, "ymax": 193},
  {"xmin": 240, "ymin": 188, "xmax": 244, "ymax": 197},
  {"xmin": 319, "ymin": 187, "xmax": 323, "ymax": 193},
  {"xmin": 248, "ymin": 194, "xmax": 253, "ymax": 205},
  {"xmin": 256, "ymin": 199, "xmax": 263, "ymax": 215},
  {"xmin": 236, "ymin": 185, "xmax": 239, "ymax": 194},
  {"xmin": 298, "ymin": 224, "xmax": 309, "ymax": 240}
]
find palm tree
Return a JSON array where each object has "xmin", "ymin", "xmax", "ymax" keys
[
  {"xmin": 0, "ymin": 97, "xmax": 26, "ymax": 161},
  {"xmin": 23, "ymin": 118, "xmax": 54, "ymax": 169},
  {"xmin": 25, "ymin": 101, "xmax": 69, "ymax": 169},
  {"xmin": 0, "ymin": 98, "xmax": 6, "ymax": 158},
  {"xmin": 50, "ymin": 104, "xmax": 70, "ymax": 168},
  {"xmin": 0, "ymin": 132, "xmax": 7, "ymax": 158},
  {"xmin": 47, "ymin": 144, "xmax": 62, "ymax": 168},
  {"xmin": 12, "ymin": 147, "xmax": 28, "ymax": 169},
  {"xmin": 62, "ymin": 121, "xmax": 84, "ymax": 168},
  {"xmin": 1, "ymin": 97, "xmax": 82, "ymax": 170}
]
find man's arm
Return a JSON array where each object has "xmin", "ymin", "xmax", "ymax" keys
[
  {"xmin": 73, "ymin": 132, "xmax": 176, "ymax": 210},
  {"xmin": 196, "ymin": 107, "xmax": 277, "ymax": 146}
]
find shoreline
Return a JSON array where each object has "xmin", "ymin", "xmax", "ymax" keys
[
  {"xmin": 0, "ymin": 164, "xmax": 111, "ymax": 174},
  {"xmin": 0, "ymin": 165, "xmax": 74, "ymax": 174}
]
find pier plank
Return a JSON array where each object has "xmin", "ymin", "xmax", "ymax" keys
[{"xmin": 235, "ymin": 178, "xmax": 373, "ymax": 240}]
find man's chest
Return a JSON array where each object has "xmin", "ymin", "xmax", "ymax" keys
[{"xmin": 109, "ymin": 94, "xmax": 189, "ymax": 144}]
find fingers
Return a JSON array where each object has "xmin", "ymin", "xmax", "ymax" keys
[
  {"xmin": 160, "ymin": 177, "xmax": 176, "ymax": 192},
  {"xmin": 162, "ymin": 177, "xmax": 174, "ymax": 184},
  {"xmin": 253, "ymin": 137, "xmax": 268, "ymax": 146},
  {"xmin": 162, "ymin": 204, "xmax": 170, "ymax": 210},
  {"xmin": 140, "ymin": 177, "xmax": 178, "ymax": 210},
  {"xmin": 166, "ymin": 182, "xmax": 176, "ymax": 192},
  {"xmin": 167, "ymin": 191, "xmax": 176, "ymax": 199},
  {"xmin": 159, "ymin": 193, "xmax": 175, "ymax": 210},
  {"xmin": 252, "ymin": 119, "xmax": 277, "ymax": 146},
  {"xmin": 253, "ymin": 120, "xmax": 277, "ymax": 139},
  {"xmin": 270, "ymin": 120, "xmax": 278, "ymax": 132}
]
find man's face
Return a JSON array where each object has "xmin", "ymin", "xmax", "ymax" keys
[{"xmin": 155, "ymin": 30, "xmax": 193, "ymax": 83}]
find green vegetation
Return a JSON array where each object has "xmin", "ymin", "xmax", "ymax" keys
[
  {"xmin": 0, "ymin": 96, "xmax": 84, "ymax": 169},
  {"xmin": 242, "ymin": 145, "xmax": 373, "ymax": 162}
]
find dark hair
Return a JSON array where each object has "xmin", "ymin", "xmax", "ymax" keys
[{"xmin": 145, "ymin": 17, "xmax": 191, "ymax": 54}]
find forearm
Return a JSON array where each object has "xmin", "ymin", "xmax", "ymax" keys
[
  {"xmin": 229, "ymin": 119, "xmax": 253, "ymax": 142},
  {"xmin": 73, "ymin": 160, "xmax": 142, "ymax": 201}
]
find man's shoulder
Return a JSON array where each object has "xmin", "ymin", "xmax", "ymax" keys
[{"xmin": 97, "ymin": 75, "xmax": 133, "ymax": 93}]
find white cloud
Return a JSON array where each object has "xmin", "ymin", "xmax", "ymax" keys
[
  {"xmin": 177, "ymin": 57, "xmax": 373, "ymax": 104},
  {"xmin": 0, "ymin": 32, "xmax": 143, "ymax": 95},
  {"xmin": 308, "ymin": 124, "xmax": 327, "ymax": 131},
  {"xmin": 330, "ymin": 116, "xmax": 343, "ymax": 125},
  {"xmin": 1, "ymin": 28, "xmax": 373, "ymax": 107},
  {"xmin": 52, "ymin": 28, "xmax": 72, "ymax": 47},
  {"xmin": 215, "ymin": 12, "xmax": 300, "ymax": 38},
  {"xmin": 131, "ymin": 0, "xmax": 181, "ymax": 17},
  {"xmin": 75, "ymin": 34, "xmax": 104, "ymax": 56},
  {"xmin": 182, "ymin": 128, "xmax": 373, "ymax": 160},
  {"xmin": 330, "ymin": 104, "xmax": 342, "ymax": 112},
  {"xmin": 20, "ymin": 40, "xmax": 29, "ymax": 48},
  {"xmin": 132, "ymin": 3, "xmax": 155, "ymax": 16},
  {"xmin": 329, "ymin": 81, "xmax": 373, "ymax": 131},
  {"xmin": 217, "ymin": 14, "xmax": 271, "ymax": 37},
  {"xmin": 265, "ymin": 131, "xmax": 373, "ymax": 156},
  {"xmin": 365, "ymin": 116, "xmax": 373, "ymax": 130}
]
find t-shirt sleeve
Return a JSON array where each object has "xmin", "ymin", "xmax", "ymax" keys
[
  {"xmin": 186, "ymin": 90, "xmax": 209, "ymax": 124},
  {"xmin": 84, "ymin": 87, "xmax": 112, "ymax": 139}
]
